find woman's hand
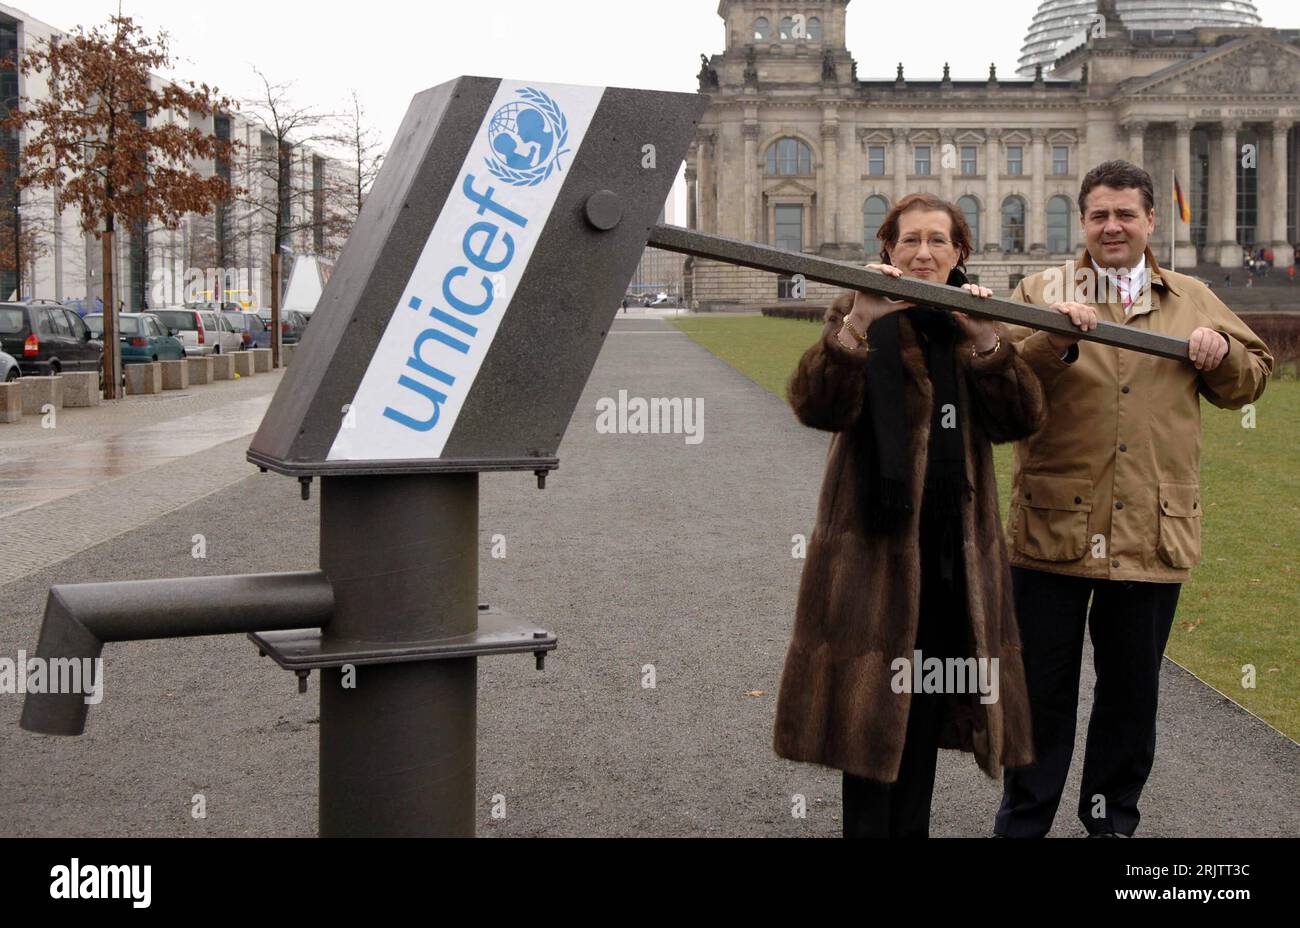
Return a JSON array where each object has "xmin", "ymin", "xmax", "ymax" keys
[
  {"xmin": 952, "ymin": 283, "xmax": 997, "ymax": 352},
  {"xmin": 845, "ymin": 263, "xmax": 916, "ymax": 329},
  {"xmin": 837, "ymin": 264, "xmax": 915, "ymax": 348}
]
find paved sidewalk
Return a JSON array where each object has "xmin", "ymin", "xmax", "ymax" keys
[{"xmin": 0, "ymin": 319, "xmax": 1295, "ymax": 836}]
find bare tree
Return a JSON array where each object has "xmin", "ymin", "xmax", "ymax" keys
[
  {"xmin": 237, "ymin": 67, "xmax": 338, "ymax": 366},
  {"xmin": 330, "ymin": 89, "xmax": 384, "ymax": 234}
]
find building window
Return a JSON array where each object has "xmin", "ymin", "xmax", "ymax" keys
[
  {"xmin": 1052, "ymin": 145, "xmax": 1069, "ymax": 175},
  {"xmin": 753, "ymin": 17, "xmax": 770, "ymax": 41},
  {"xmin": 863, "ymin": 196, "xmax": 889, "ymax": 250},
  {"xmin": 957, "ymin": 195, "xmax": 981, "ymax": 251},
  {"xmin": 960, "ymin": 146, "xmax": 977, "ymax": 175},
  {"xmin": 1009, "ymin": 273, "xmax": 1025, "ymax": 290},
  {"xmin": 807, "ymin": 17, "xmax": 822, "ymax": 40},
  {"xmin": 775, "ymin": 204, "xmax": 804, "ymax": 252},
  {"xmin": 1007, "ymin": 146, "xmax": 1023, "ymax": 176},
  {"xmin": 779, "ymin": 16, "xmax": 796, "ymax": 40},
  {"xmin": 914, "ymin": 145, "xmax": 931, "ymax": 175},
  {"xmin": 1001, "ymin": 196, "xmax": 1026, "ymax": 252},
  {"xmin": 1047, "ymin": 195, "xmax": 1072, "ymax": 253},
  {"xmin": 1237, "ymin": 136, "xmax": 1258, "ymax": 248},
  {"xmin": 765, "ymin": 137, "xmax": 812, "ymax": 176},
  {"xmin": 777, "ymin": 274, "xmax": 800, "ymax": 298},
  {"xmin": 868, "ymin": 145, "xmax": 885, "ymax": 176}
]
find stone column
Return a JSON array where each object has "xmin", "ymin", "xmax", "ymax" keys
[
  {"xmin": 892, "ymin": 128, "xmax": 908, "ymax": 206},
  {"xmin": 1269, "ymin": 119, "xmax": 1294, "ymax": 268},
  {"xmin": 984, "ymin": 128, "xmax": 1001, "ymax": 252},
  {"xmin": 696, "ymin": 130, "xmax": 715, "ymax": 235},
  {"xmin": 1216, "ymin": 120, "xmax": 1240, "ymax": 267},
  {"xmin": 743, "ymin": 123, "xmax": 758, "ymax": 242},
  {"xmin": 821, "ymin": 121, "xmax": 839, "ymax": 249},
  {"xmin": 685, "ymin": 163, "xmax": 698, "ymax": 230},
  {"xmin": 1029, "ymin": 128, "xmax": 1047, "ymax": 254},
  {"xmin": 1174, "ymin": 120, "xmax": 1197, "ymax": 267},
  {"xmin": 1126, "ymin": 120, "xmax": 1146, "ymax": 167},
  {"xmin": 939, "ymin": 129, "xmax": 954, "ymax": 202}
]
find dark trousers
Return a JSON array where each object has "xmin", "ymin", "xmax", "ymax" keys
[
  {"xmin": 842, "ymin": 513, "xmax": 966, "ymax": 838},
  {"xmin": 995, "ymin": 567, "xmax": 1180, "ymax": 837}
]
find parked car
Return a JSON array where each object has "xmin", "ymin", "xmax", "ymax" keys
[
  {"xmin": 256, "ymin": 308, "xmax": 309, "ymax": 345},
  {"xmin": 84, "ymin": 313, "xmax": 186, "ymax": 364},
  {"xmin": 149, "ymin": 307, "xmax": 241, "ymax": 356},
  {"xmin": 0, "ymin": 300, "xmax": 103, "ymax": 377},
  {"xmin": 0, "ymin": 348, "xmax": 20, "ymax": 382},
  {"xmin": 221, "ymin": 310, "xmax": 271, "ymax": 350},
  {"xmin": 648, "ymin": 292, "xmax": 674, "ymax": 306}
]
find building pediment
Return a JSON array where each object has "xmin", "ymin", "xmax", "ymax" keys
[
  {"xmin": 1121, "ymin": 37, "xmax": 1300, "ymax": 98},
  {"xmin": 763, "ymin": 177, "xmax": 817, "ymax": 197}
]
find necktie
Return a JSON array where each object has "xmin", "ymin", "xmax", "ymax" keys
[{"xmin": 1118, "ymin": 274, "xmax": 1133, "ymax": 311}]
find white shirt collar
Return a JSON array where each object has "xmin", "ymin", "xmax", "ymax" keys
[{"xmin": 1089, "ymin": 253, "xmax": 1148, "ymax": 314}]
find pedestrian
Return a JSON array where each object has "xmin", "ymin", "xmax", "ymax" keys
[
  {"xmin": 621, "ymin": 296, "xmax": 628, "ymax": 314},
  {"xmin": 1288, "ymin": 265, "xmax": 1295, "ymax": 285},
  {"xmin": 995, "ymin": 160, "xmax": 1272, "ymax": 837},
  {"xmin": 775, "ymin": 192, "xmax": 1048, "ymax": 838},
  {"xmin": 1224, "ymin": 273, "xmax": 1231, "ymax": 288}
]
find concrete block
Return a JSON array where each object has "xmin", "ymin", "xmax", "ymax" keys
[
  {"xmin": 160, "ymin": 360, "xmax": 189, "ymax": 390},
  {"xmin": 60, "ymin": 371, "xmax": 101, "ymax": 407},
  {"xmin": 0, "ymin": 381, "xmax": 21, "ymax": 423},
  {"xmin": 212, "ymin": 353, "xmax": 236, "ymax": 381},
  {"xmin": 187, "ymin": 356, "xmax": 215, "ymax": 384},
  {"xmin": 281, "ymin": 343, "xmax": 296, "ymax": 367},
  {"xmin": 233, "ymin": 351, "xmax": 254, "ymax": 377},
  {"xmin": 125, "ymin": 362, "xmax": 162, "ymax": 395},
  {"xmin": 20, "ymin": 375, "xmax": 62, "ymax": 415},
  {"xmin": 251, "ymin": 348, "xmax": 272, "ymax": 372}
]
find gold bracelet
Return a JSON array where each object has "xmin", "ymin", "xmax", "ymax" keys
[
  {"xmin": 971, "ymin": 331, "xmax": 1001, "ymax": 358},
  {"xmin": 840, "ymin": 317, "xmax": 869, "ymax": 346}
]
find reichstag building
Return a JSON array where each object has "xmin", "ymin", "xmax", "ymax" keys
[{"xmin": 684, "ymin": 0, "xmax": 1300, "ymax": 307}]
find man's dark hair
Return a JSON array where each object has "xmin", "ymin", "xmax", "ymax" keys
[{"xmin": 1078, "ymin": 160, "xmax": 1154, "ymax": 216}]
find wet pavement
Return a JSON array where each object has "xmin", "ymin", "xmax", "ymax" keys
[{"xmin": 0, "ymin": 394, "xmax": 272, "ymax": 518}]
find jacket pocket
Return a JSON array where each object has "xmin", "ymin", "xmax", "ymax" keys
[
  {"xmin": 1014, "ymin": 473, "xmax": 1093, "ymax": 562},
  {"xmin": 1156, "ymin": 482, "xmax": 1202, "ymax": 569}
]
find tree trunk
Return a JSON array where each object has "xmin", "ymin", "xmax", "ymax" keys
[
  {"xmin": 270, "ymin": 250, "xmax": 281, "ymax": 368},
  {"xmin": 101, "ymin": 229, "xmax": 120, "ymax": 400}
]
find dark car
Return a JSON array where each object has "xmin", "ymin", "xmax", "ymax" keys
[
  {"xmin": 221, "ymin": 310, "xmax": 271, "ymax": 350},
  {"xmin": 84, "ymin": 313, "xmax": 186, "ymax": 364},
  {"xmin": 0, "ymin": 300, "xmax": 103, "ymax": 377},
  {"xmin": 256, "ymin": 308, "xmax": 309, "ymax": 345}
]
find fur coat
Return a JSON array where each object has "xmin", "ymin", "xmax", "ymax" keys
[{"xmin": 773, "ymin": 292, "xmax": 1045, "ymax": 781}]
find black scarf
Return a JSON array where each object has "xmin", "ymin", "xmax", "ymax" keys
[{"xmin": 852, "ymin": 267, "xmax": 973, "ymax": 579}]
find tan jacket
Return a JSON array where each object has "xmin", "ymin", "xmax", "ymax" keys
[{"xmin": 1003, "ymin": 247, "xmax": 1273, "ymax": 583}]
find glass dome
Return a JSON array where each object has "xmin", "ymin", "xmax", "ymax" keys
[{"xmin": 1017, "ymin": 0, "xmax": 1263, "ymax": 76}]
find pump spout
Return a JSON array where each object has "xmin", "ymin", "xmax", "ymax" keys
[{"xmin": 19, "ymin": 571, "xmax": 333, "ymax": 736}]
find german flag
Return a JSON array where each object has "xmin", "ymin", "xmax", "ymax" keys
[{"xmin": 1174, "ymin": 176, "xmax": 1192, "ymax": 224}]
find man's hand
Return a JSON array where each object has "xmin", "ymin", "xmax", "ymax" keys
[
  {"xmin": 1046, "ymin": 301, "xmax": 1099, "ymax": 353},
  {"xmin": 1188, "ymin": 326, "xmax": 1229, "ymax": 371}
]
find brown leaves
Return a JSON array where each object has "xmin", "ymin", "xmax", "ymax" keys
[{"xmin": 1, "ymin": 14, "xmax": 240, "ymax": 233}]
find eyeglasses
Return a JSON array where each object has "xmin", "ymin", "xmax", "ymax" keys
[{"xmin": 893, "ymin": 235, "xmax": 954, "ymax": 252}]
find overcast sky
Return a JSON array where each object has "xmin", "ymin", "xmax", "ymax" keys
[{"xmin": 18, "ymin": 0, "xmax": 1299, "ymax": 216}]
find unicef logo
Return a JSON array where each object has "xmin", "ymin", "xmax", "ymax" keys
[{"xmin": 485, "ymin": 87, "xmax": 570, "ymax": 187}]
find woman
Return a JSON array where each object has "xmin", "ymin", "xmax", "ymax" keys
[{"xmin": 772, "ymin": 193, "xmax": 1045, "ymax": 837}]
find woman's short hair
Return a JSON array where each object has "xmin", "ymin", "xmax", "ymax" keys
[{"xmin": 872, "ymin": 193, "xmax": 973, "ymax": 268}]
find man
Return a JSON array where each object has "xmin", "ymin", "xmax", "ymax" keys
[{"xmin": 993, "ymin": 160, "xmax": 1272, "ymax": 837}]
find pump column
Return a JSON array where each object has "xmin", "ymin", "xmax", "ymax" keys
[{"xmin": 317, "ymin": 472, "xmax": 479, "ymax": 837}]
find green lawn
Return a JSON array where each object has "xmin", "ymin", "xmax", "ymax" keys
[{"xmin": 670, "ymin": 314, "xmax": 1300, "ymax": 741}]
